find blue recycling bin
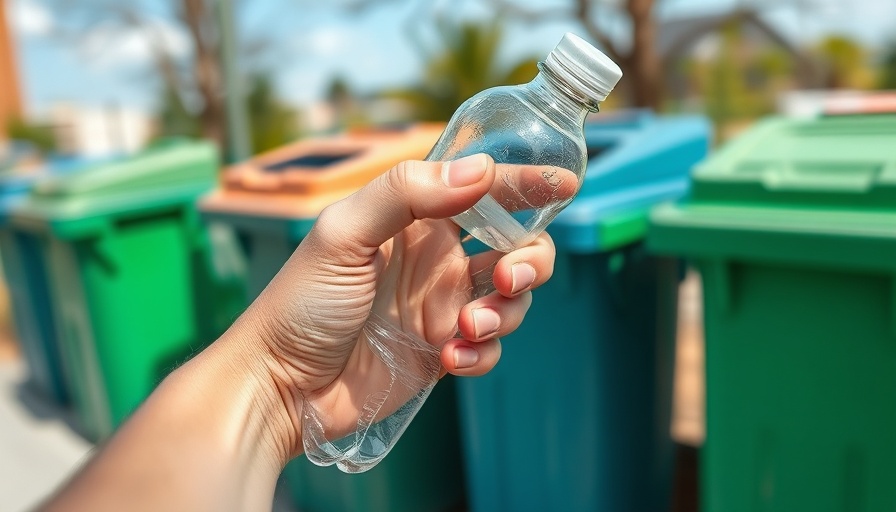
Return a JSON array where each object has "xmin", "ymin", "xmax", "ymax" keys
[
  {"xmin": 0, "ymin": 160, "xmax": 91, "ymax": 403},
  {"xmin": 456, "ymin": 111, "xmax": 711, "ymax": 512}
]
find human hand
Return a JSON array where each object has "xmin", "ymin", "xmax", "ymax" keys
[
  {"xmin": 232, "ymin": 154, "xmax": 567, "ymax": 468},
  {"xmin": 41, "ymin": 154, "xmax": 571, "ymax": 511}
]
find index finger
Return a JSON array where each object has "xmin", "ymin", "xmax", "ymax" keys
[{"xmin": 490, "ymin": 164, "xmax": 579, "ymax": 212}]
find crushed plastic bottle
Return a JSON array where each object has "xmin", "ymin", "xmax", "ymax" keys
[{"xmin": 302, "ymin": 32, "xmax": 623, "ymax": 473}]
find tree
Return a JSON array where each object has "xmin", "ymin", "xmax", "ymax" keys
[
  {"xmin": 6, "ymin": 118, "xmax": 56, "ymax": 153},
  {"xmin": 47, "ymin": 0, "xmax": 268, "ymax": 154},
  {"xmin": 486, "ymin": 0, "xmax": 818, "ymax": 110},
  {"xmin": 879, "ymin": 40, "xmax": 896, "ymax": 90},
  {"xmin": 382, "ymin": 21, "xmax": 539, "ymax": 121},
  {"xmin": 247, "ymin": 73, "xmax": 298, "ymax": 154},
  {"xmin": 816, "ymin": 35, "xmax": 868, "ymax": 89},
  {"xmin": 158, "ymin": 82, "xmax": 201, "ymax": 139},
  {"xmin": 328, "ymin": 0, "xmax": 819, "ymax": 110}
]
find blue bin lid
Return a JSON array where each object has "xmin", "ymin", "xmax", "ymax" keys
[
  {"xmin": 0, "ymin": 157, "xmax": 103, "ymax": 220},
  {"xmin": 0, "ymin": 174, "xmax": 36, "ymax": 197},
  {"xmin": 0, "ymin": 171, "xmax": 46, "ymax": 225},
  {"xmin": 548, "ymin": 111, "xmax": 712, "ymax": 253}
]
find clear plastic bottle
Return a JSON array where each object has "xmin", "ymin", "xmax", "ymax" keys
[
  {"xmin": 431, "ymin": 32, "xmax": 623, "ymax": 252},
  {"xmin": 302, "ymin": 33, "xmax": 622, "ymax": 473}
]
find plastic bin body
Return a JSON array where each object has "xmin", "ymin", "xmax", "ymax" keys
[
  {"xmin": 648, "ymin": 114, "xmax": 896, "ymax": 511},
  {"xmin": 10, "ymin": 143, "xmax": 245, "ymax": 441},
  {"xmin": 1, "ymin": 172, "xmax": 71, "ymax": 403},
  {"xmin": 457, "ymin": 112, "xmax": 711, "ymax": 512},
  {"xmin": 200, "ymin": 125, "xmax": 466, "ymax": 512}
]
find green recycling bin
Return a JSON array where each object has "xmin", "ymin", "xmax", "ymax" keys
[
  {"xmin": 9, "ymin": 141, "xmax": 245, "ymax": 441},
  {"xmin": 648, "ymin": 114, "xmax": 896, "ymax": 511},
  {"xmin": 200, "ymin": 124, "xmax": 464, "ymax": 512}
]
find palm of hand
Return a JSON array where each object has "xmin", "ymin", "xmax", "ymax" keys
[{"xmin": 289, "ymin": 217, "xmax": 486, "ymax": 440}]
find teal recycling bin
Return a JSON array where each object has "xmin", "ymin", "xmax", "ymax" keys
[
  {"xmin": 200, "ymin": 125, "xmax": 468, "ymax": 512},
  {"xmin": 0, "ymin": 160, "xmax": 92, "ymax": 403},
  {"xmin": 456, "ymin": 111, "xmax": 711, "ymax": 512}
]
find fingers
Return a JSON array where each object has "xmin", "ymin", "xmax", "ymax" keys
[
  {"xmin": 456, "ymin": 291, "xmax": 533, "ymax": 342},
  {"xmin": 442, "ymin": 232, "xmax": 556, "ymax": 377},
  {"xmin": 492, "ymin": 232, "xmax": 556, "ymax": 297},
  {"xmin": 309, "ymin": 154, "xmax": 496, "ymax": 260},
  {"xmin": 490, "ymin": 164, "xmax": 579, "ymax": 212},
  {"xmin": 442, "ymin": 290, "xmax": 532, "ymax": 376},
  {"xmin": 441, "ymin": 338, "xmax": 502, "ymax": 377}
]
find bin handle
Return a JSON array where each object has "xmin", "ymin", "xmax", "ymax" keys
[{"xmin": 757, "ymin": 162, "xmax": 880, "ymax": 193}]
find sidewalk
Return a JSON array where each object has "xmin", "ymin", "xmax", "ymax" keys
[{"xmin": 0, "ymin": 355, "xmax": 93, "ymax": 512}]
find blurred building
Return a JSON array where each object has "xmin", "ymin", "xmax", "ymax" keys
[
  {"xmin": 299, "ymin": 96, "xmax": 416, "ymax": 134},
  {"xmin": 49, "ymin": 103, "xmax": 154, "ymax": 157},
  {"xmin": 0, "ymin": 0, "xmax": 23, "ymax": 142},
  {"xmin": 660, "ymin": 11, "xmax": 810, "ymax": 111},
  {"xmin": 779, "ymin": 89, "xmax": 896, "ymax": 118}
]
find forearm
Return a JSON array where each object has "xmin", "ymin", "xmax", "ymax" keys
[{"xmin": 40, "ymin": 324, "xmax": 299, "ymax": 512}]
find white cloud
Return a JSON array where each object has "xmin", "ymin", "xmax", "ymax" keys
[
  {"xmin": 81, "ymin": 17, "xmax": 191, "ymax": 70},
  {"xmin": 297, "ymin": 25, "xmax": 357, "ymax": 57},
  {"xmin": 280, "ymin": 66, "xmax": 328, "ymax": 106},
  {"xmin": 13, "ymin": 0, "xmax": 53, "ymax": 37}
]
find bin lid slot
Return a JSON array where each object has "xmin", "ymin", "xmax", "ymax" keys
[
  {"xmin": 263, "ymin": 151, "xmax": 363, "ymax": 173},
  {"xmin": 733, "ymin": 161, "xmax": 882, "ymax": 193}
]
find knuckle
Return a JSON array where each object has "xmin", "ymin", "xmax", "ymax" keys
[
  {"xmin": 311, "ymin": 203, "xmax": 347, "ymax": 244},
  {"xmin": 536, "ymin": 231, "xmax": 556, "ymax": 251},
  {"xmin": 385, "ymin": 160, "xmax": 414, "ymax": 197}
]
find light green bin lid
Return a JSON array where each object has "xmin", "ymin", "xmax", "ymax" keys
[
  {"xmin": 648, "ymin": 115, "xmax": 896, "ymax": 272},
  {"xmin": 11, "ymin": 141, "xmax": 218, "ymax": 240}
]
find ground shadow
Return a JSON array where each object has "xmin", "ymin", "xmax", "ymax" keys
[{"xmin": 13, "ymin": 377, "xmax": 91, "ymax": 441}]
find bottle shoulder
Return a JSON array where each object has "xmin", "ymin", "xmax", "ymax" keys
[
  {"xmin": 453, "ymin": 86, "xmax": 584, "ymax": 142},
  {"xmin": 429, "ymin": 86, "xmax": 587, "ymax": 173}
]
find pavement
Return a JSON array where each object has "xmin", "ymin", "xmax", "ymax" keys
[{"xmin": 0, "ymin": 356, "xmax": 93, "ymax": 512}]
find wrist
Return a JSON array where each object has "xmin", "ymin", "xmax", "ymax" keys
[
  {"xmin": 185, "ymin": 318, "xmax": 304, "ymax": 467},
  {"xmin": 44, "ymin": 321, "xmax": 302, "ymax": 511}
]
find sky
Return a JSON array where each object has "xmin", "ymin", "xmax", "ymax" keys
[{"xmin": 7, "ymin": 0, "xmax": 896, "ymax": 118}]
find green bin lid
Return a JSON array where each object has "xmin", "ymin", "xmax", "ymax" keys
[
  {"xmin": 11, "ymin": 141, "xmax": 218, "ymax": 239},
  {"xmin": 648, "ymin": 115, "xmax": 896, "ymax": 272}
]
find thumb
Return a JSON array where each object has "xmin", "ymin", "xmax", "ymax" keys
[{"xmin": 309, "ymin": 154, "xmax": 496, "ymax": 256}]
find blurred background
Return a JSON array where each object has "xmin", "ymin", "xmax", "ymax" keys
[
  {"xmin": 3, "ymin": 0, "xmax": 895, "ymax": 160},
  {"xmin": 1, "ymin": 0, "xmax": 895, "ymax": 511}
]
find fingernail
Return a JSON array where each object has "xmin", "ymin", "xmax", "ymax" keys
[
  {"xmin": 511, "ymin": 263, "xmax": 537, "ymax": 295},
  {"xmin": 442, "ymin": 154, "xmax": 487, "ymax": 187},
  {"xmin": 454, "ymin": 346, "xmax": 480, "ymax": 369},
  {"xmin": 472, "ymin": 308, "xmax": 501, "ymax": 339}
]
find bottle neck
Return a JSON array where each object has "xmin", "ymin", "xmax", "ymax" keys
[{"xmin": 525, "ymin": 62, "xmax": 598, "ymax": 128}]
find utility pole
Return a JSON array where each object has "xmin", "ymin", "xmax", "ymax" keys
[{"xmin": 216, "ymin": 0, "xmax": 251, "ymax": 163}]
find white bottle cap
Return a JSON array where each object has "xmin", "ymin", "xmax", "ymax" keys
[{"xmin": 545, "ymin": 32, "xmax": 623, "ymax": 102}]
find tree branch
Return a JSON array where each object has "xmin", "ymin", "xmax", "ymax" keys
[
  {"xmin": 483, "ymin": 0, "xmax": 624, "ymax": 64},
  {"xmin": 575, "ymin": 0, "xmax": 624, "ymax": 64}
]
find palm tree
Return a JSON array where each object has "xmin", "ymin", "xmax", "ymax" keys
[{"xmin": 383, "ymin": 21, "xmax": 539, "ymax": 121}]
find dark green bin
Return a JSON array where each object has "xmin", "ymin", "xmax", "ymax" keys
[{"xmin": 649, "ymin": 114, "xmax": 896, "ymax": 511}]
